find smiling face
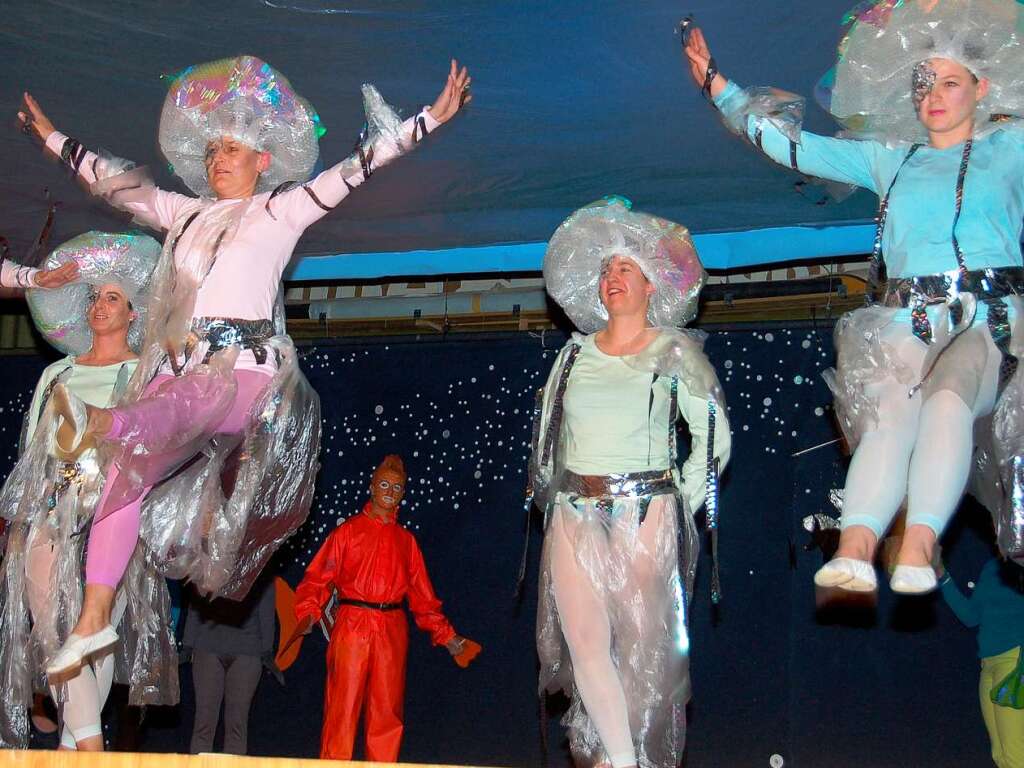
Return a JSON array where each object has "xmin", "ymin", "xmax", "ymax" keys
[
  {"xmin": 914, "ymin": 57, "xmax": 989, "ymax": 138},
  {"xmin": 203, "ymin": 136, "xmax": 271, "ymax": 199},
  {"xmin": 598, "ymin": 254, "xmax": 655, "ymax": 319},
  {"xmin": 86, "ymin": 282, "xmax": 135, "ymax": 341}
]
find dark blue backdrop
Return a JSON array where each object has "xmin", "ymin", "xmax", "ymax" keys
[{"xmin": 6, "ymin": 327, "xmax": 995, "ymax": 766}]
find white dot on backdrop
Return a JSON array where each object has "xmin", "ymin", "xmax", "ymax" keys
[
  {"xmin": 793, "ymin": 375, "xmax": 804, "ymax": 385},
  {"xmin": 763, "ymin": 397, "xmax": 772, "ymax": 406},
  {"xmin": 764, "ymin": 333, "xmax": 774, "ymax": 342},
  {"xmin": 814, "ymin": 407, "xmax": 825, "ymax": 416},
  {"xmin": 724, "ymin": 360, "xmax": 733, "ymax": 369},
  {"xmin": 801, "ymin": 339, "xmax": 811, "ymax": 349},
  {"xmin": 374, "ymin": 405, "xmax": 384, "ymax": 415}
]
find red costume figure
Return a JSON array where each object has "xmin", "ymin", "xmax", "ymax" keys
[{"xmin": 293, "ymin": 455, "xmax": 480, "ymax": 761}]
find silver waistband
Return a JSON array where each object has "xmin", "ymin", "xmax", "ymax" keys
[
  {"xmin": 186, "ymin": 317, "xmax": 275, "ymax": 365},
  {"xmin": 884, "ymin": 267, "xmax": 1024, "ymax": 308},
  {"xmin": 559, "ymin": 469, "xmax": 674, "ymax": 499}
]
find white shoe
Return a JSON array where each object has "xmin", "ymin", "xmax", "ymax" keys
[
  {"xmin": 890, "ymin": 565, "xmax": 938, "ymax": 595},
  {"xmin": 48, "ymin": 383, "xmax": 91, "ymax": 461},
  {"xmin": 814, "ymin": 557, "xmax": 878, "ymax": 592},
  {"xmin": 45, "ymin": 625, "xmax": 118, "ymax": 677}
]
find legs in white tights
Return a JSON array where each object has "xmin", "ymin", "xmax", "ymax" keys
[
  {"xmin": 549, "ymin": 496, "xmax": 675, "ymax": 768},
  {"xmin": 25, "ymin": 530, "xmax": 119, "ymax": 750},
  {"xmin": 837, "ymin": 321, "xmax": 1001, "ymax": 564},
  {"xmin": 550, "ymin": 505, "xmax": 635, "ymax": 768}
]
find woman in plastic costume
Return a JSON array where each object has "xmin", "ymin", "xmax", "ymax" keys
[
  {"xmin": 684, "ymin": 0, "xmax": 1024, "ymax": 595},
  {"xmin": 16, "ymin": 54, "xmax": 472, "ymax": 677},
  {"xmin": 0, "ymin": 232, "xmax": 177, "ymax": 749},
  {"xmin": 528, "ymin": 198, "xmax": 731, "ymax": 768}
]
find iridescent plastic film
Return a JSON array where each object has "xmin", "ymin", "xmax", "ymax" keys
[
  {"xmin": 159, "ymin": 55, "xmax": 323, "ymax": 196},
  {"xmin": 543, "ymin": 197, "xmax": 706, "ymax": 334},
  {"xmin": 26, "ymin": 231, "xmax": 161, "ymax": 356},
  {"xmin": 821, "ymin": 0, "xmax": 1024, "ymax": 144}
]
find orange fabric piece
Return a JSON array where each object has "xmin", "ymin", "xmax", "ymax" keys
[
  {"xmin": 295, "ymin": 502, "xmax": 456, "ymax": 761},
  {"xmin": 454, "ymin": 639, "xmax": 482, "ymax": 669},
  {"xmin": 274, "ymin": 577, "xmax": 303, "ymax": 672}
]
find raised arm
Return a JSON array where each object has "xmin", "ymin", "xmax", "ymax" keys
[
  {"xmin": 19, "ymin": 92, "xmax": 192, "ymax": 231},
  {"xmin": 274, "ymin": 60, "xmax": 472, "ymax": 231},
  {"xmin": 682, "ymin": 26, "xmax": 880, "ymax": 192}
]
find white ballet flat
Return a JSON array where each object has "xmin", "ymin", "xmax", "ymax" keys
[
  {"xmin": 48, "ymin": 383, "xmax": 91, "ymax": 461},
  {"xmin": 45, "ymin": 625, "xmax": 118, "ymax": 677},
  {"xmin": 890, "ymin": 565, "xmax": 938, "ymax": 595},
  {"xmin": 813, "ymin": 557, "xmax": 878, "ymax": 592}
]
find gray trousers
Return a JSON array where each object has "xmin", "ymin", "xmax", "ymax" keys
[{"xmin": 190, "ymin": 650, "xmax": 264, "ymax": 755}]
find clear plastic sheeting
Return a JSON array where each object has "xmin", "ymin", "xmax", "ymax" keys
[
  {"xmin": 715, "ymin": 85, "xmax": 806, "ymax": 145},
  {"xmin": 78, "ymin": 157, "xmax": 322, "ymax": 599},
  {"xmin": 137, "ymin": 338, "xmax": 321, "ymax": 599},
  {"xmin": 158, "ymin": 55, "xmax": 323, "ymax": 197},
  {"xmin": 820, "ymin": 0, "xmax": 1024, "ymax": 145},
  {"xmin": 0, "ymin": 377, "xmax": 177, "ymax": 749},
  {"xmin": 543, "ymin": 198, "xmax": 706, "ymax": 335},
  {"xmin": 25, "ymin": 231, "xmax": 161, "ymax": 356},
  {"xmin": 822, "ymin": 304, "xmax": 916, "ymax": 449},
  {"xmin": 972, "ymin": 347, "xmax": 1024, "ymax": 566},
  {"xmin": 527, "ymin": 327, "xmax": 729, "ymax": 767},
  {"xmin": 537, "ymin": 492, "xmax": 695, "ymax": 768}
]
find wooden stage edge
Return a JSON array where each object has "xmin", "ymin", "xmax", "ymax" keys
[{"xmin": 0, "ymin": 753, "xmax": 503, "ymax": 768}]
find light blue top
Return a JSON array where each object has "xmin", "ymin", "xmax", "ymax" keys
[{"xmin": 715, "ymin": 81, "xmax": 1024, "ymax": 280}]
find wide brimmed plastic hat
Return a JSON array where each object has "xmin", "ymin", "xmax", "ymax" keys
[
  {"xmin": 27, "ymin": 231, "xmax": 161, "ymax": 356},
  {"xmin": 159, "ymin": 54, "xmax": 325, "ymax": 197},
  {"xmin": 543, "ymin": 197, "xmax": 706, "ymax": 333},
  {"xmin": 817, "ymin": 0, "xmax": 1024, "ymax": 144}
]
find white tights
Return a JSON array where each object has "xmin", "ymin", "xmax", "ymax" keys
[
  {"xmin": 842, "ymin": 321, "xmax": 1002, "ymax": 539},
  {"xmin": 25, "ymin": 530, "xmax": 116, "ymax": 749},
  {"xmin": 549, "ymin": 496, "xmax": 674, "ymax": 768}
]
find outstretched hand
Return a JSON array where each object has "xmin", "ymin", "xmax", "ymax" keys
[
  {"xmin": 17, "ymin": 93, "xmax": 56, "ymax": 144},
  {"xmin": 427, "ymin": 59, "xmax": 472, "ymax": 124},
  {"xmin": 33, "ymin": 261, "xmax": 79, "ymax": 289},
  {"xmin": 682, "ymin": 25, "xmax": 726, "ymax": 99}
]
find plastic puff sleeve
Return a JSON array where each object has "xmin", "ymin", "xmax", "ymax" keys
[
  {"xmin": 45, "ymin": 131, "xmax": 193, "ymax": 233},
  {"xmin": 274, "ymin": 85, "xmax": 442, "ymax": 232},
  {"xmin": 713, "ymin": 80, "xmax": 883, "ymax": 192}
]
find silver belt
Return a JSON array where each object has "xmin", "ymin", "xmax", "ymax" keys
[{"xmin": 559, "ymin": 469, "xmax": 674, "ymax": 499}]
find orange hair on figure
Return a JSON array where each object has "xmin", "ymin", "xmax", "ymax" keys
[{"xmin": 374, "ymin": 454, "xmax": 406, "ymax": 481}]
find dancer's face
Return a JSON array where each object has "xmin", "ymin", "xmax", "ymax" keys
[
  {"xmin": 599, "ymin": 255, "xmax": 654, "ymax": 318},
  {"xmin": 204, "ymin": 136, "xmax": 270, "ymax": 199},
  {"xmin": 915, "ymin": 58, "xmax": 989, "ymax": 138},
  {"xmin": 87, "ymin": 283, "xmax": 135, "ymax": 339},
  {"xmin": 370, "ymin": 467, "xmax": 406, "ymax": 513}
]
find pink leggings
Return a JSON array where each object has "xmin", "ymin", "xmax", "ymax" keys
[{"xmin": 85, "ymin": 370, "xmax": 272, "ymax": 588}]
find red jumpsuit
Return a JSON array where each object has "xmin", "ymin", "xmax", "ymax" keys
[{"xmin": 295, "ymin": 502, "xmax": 456, "ymax": 761}]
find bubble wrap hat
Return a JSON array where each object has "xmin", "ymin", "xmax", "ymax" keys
[
  {"xmin": 543, "ymin": 197, "xmax": 706, "ymax": 333},
  {"xmin": 27, "ymin": 231, "xmax": 161, "ymax": 356},
  {"xmin": 159, "ymin": 55, "xmax": 325, "ymax": 197},
  {"xmin": 818, "ymin": 0, "xmax": 1024, "ymax": 143}
]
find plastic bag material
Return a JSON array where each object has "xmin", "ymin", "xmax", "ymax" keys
[
  {"xmin": 0, "ymin": 382, "xmax": 177, "ymax": 748},
  {"xmin": 821, "ymin": 0, "xmax": 1024, "ymax": 146},
  {"xmin": 25, "ymin": 231, "xmax": 161, "ymax": 356},
  {"xmin": 715, "ymin": 84, "xmax": 806, "ymax": 145},
  {"xmin": 138, "ymin": 337, "xmax": 321, "ymax": 599},
  {"xmin": 527, "ymin": 327, "xmax": 729, "ymax": 767},
  {"xmin": 543, "ymin": 198, "xmax": 705, "ymax": 334},
  {"xmin": 158, "ymin": 55, "xmax": 323, "ymax": 197},
  {"xmin": 537, "ymin": 493, "xmax": 695, "ymax": 768}
]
